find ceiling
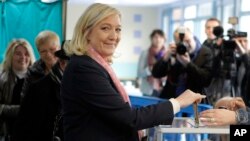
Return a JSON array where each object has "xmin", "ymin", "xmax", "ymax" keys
[{"xmin": 68, "ymin": 0, "xmax": 179, "ymax": 6}]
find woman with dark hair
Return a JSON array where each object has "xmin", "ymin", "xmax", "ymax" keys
[{"xmin": 137, "ymin": 29, "xmax": 167, "ymax": 96}]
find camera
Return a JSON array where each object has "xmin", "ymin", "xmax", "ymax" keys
[
  {"xmin": 227, "ymin": 29, "xmax": 247, "ymax": 39},
  {"xmin": 176, "ymin": 41, "xmax": 188, "ymax": 55},
  {"xmin": 176, "ymin": 28, "xmax": 189, "ymax": 55},
  {"xmin": 213, "ymin": 26, "xmax": 247, "ymax": 53},
  {"xmin": 213, "ymin": 26, "xmax": 247, "ymax": 49},
  {"xmin": 227, "ymin": 16, "xmax": 247, "ymax": 39},
  {"xmin": 213, "ymin": 17, "xmax": 247, "ymax": 51},
  {"xmin": 212, "ymin": 26, "xmax": 247, "ymax": 79}
]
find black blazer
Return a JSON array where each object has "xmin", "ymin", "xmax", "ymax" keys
[{"xmin": 61, "ymin": 55, "xmax": 174, "ymax": 141}]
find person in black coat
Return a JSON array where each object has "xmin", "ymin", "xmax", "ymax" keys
[
  {"xmin": 61, "ymin": 3, "xmax": 205, "ymax": 141},
  {"xmin": 201, "ymin": 18, "xmax": 221, "ymax": 49},
  {"xmin": 20, "ymin": 30, "xmax": 60, "ymax": 101},
  {"xmin": 0, "ymin": 39, "xmax": 35, "ymax": 141},
  {"xmin": 235, "ymin": 36, "xmax": 250, "ymax": 107},
  {"xmin": 152, "ymin": 27, "xmax": 213, "ymax": 99},
  {"xmin": 13, "ymin": 43, "xmax": 69, "ymax": 141}
]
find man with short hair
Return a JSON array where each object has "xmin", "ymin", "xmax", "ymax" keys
[
  {"xmin": 202, "ymin": 18, "xmax": 221, "ymax": 48},
  {"xmin": 21, "ymin": 30, "xmax": 60, "ymax": 99}
]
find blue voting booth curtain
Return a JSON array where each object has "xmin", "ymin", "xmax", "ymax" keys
[{"xmin": 0, "ymin": 0, "xmax": 62, "ymax": 62}]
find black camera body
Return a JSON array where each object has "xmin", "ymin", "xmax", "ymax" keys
[
  {"xmin": 213, "ymin": 26, "xmax": 247, "ymax": 50},
  {"xmin": 227, "ymin": 29, "xmax": 247, "ymax": 39},
  {"xmin": 176, "ymin": 42, "xmax": 188, "ymax": 55},
  {"xmin": 176, "ymin": 28, "xmax": 189, "ymax": 55}
]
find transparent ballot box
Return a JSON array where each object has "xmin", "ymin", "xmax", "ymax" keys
[{"xmin": 151, "ymin": 117, "xmax": 229, "ymax": 141}]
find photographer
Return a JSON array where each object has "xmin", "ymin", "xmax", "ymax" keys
[
  {"xmin": 202, "ymin": 18, "xmax": 221, "ymax": 48},
  {"xmin": 235, "ymin": 35, "xmax": 250, "ymax": 107},
  {"xmin": 152, "ymin": 26, "xmax": 213, "ymax": 99},
  {"xmin": 205, "ymin": 25, "xmax": 250, "ymax": 105}
]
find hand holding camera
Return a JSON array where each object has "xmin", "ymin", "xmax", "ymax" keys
[
  {"xmin": 234, "ymin": 38, "xmax": 248, "ymax": 55},
  {"xmin": 163, "ymin": 42, "xmax": 176, "ymax": 61},
  {"xmin": 163, "ymin": 27, "xmax": 194, "ymax": 67},
  {"xmin": 176, "ymin": 53, "xmax": 191, "ymax": 67},
  {"xmin": 235, "ymin": 39, "xmax": 246, "ymax": 55}
]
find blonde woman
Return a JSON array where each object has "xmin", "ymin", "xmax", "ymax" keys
[
  {"xmin": 61, "ymin": 3, "xmax": 205, "ymax": 141},
  {"xmin": 0, "ymin": 39, "xmax": 35, "ymax": 141}
]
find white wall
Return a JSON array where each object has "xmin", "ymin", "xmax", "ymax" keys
[{"xmin": 66, "ymin": 3, "xmax": 162, "ymax": 79}]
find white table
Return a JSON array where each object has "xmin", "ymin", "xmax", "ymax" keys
[{"xmin": 154, "ymin": 118, "xmax": 230, "ymax": 141}]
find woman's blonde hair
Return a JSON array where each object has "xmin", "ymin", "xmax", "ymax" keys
[
  {"xmin": 2, "ymin": 39, "xmax": 36, "ymax": 72},
  {"xmin": 66, "ymin": 3, "xmax": 121, "ymax": 56}
]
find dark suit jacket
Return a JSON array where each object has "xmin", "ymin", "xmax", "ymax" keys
[
  {"xmin": 61, "ymin": 55, "xmax": 174, "ymax": 141},
  {"xmin": 152, "ymin": 46, "xmax": 213, "ymax": 99}
]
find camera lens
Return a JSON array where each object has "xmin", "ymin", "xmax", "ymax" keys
[{"xmin": 176, "ymin": 43, "xmax": 187, "ymax": 55}]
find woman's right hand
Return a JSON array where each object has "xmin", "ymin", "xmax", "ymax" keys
[{"xmin": 175, "ymin": 89, "xmax": 206, "ymax": 108}]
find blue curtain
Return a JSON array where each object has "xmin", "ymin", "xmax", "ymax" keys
[{"xmin": 0, "ymin": 0, "xmax": 62, "ymax": 61}]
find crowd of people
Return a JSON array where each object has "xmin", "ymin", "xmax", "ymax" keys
[
  {"xmin": 137, "ymin": 17, "xmax": 250, "ymax": 128},
  {"xmin": 0, "ymin": 2, "xmax": 249, "ymax": 141},
  {"xmin": 0, "ymin": 31, "xmax": 68, "ymax": 141}
]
